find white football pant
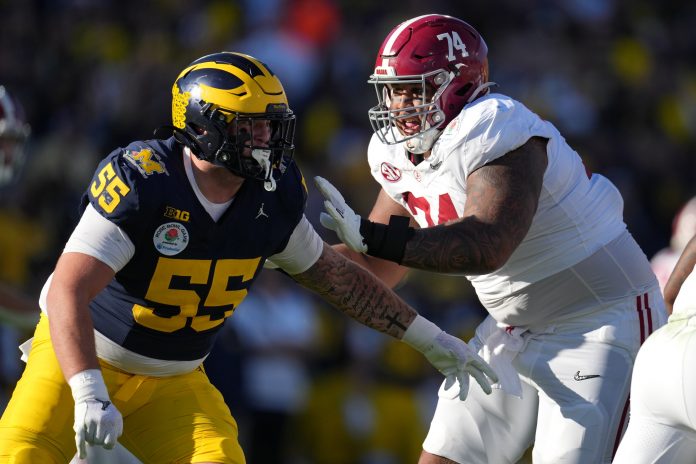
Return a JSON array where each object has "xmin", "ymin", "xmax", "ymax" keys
[{"xmin": 423, "ymin": 287, "xmax": 666, "ymax": 464}]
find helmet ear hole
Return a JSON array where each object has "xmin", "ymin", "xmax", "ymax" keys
[
  {"xmin": 191, "ymin": 124, "xmax": 206, "ymax": 135},
  {"xmin": 455, "ymin": 83, "xmax": 473, "ymax": 97}
]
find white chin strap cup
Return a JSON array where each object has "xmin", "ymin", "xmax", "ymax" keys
[
  {"xmin": 251, "ymin": 149, "xmax": 276, "ymax": 191},
  {"xmin": 405, "ymin": 127, "xmax": 442, "ymax": 154}
]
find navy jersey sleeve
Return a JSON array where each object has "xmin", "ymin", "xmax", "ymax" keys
[
  {"xmin": 79, "ymin": 140, "xmax": 171, "ymax": 246},
  {"xmin": 272, "ymin": 160, "xmax": 309, "ymax": 254}
]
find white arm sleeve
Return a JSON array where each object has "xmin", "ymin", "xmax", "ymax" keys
[
  {"xmin": 267, "ymin": 215, "xmax": 324, "ymax": 275},
  {"xmin": 63, "ymin": 203, "xmax": 135, "ymax": 272}
]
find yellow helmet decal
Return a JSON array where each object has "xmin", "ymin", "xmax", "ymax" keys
[
  {"xmin": 172, "ymin": 84, "xmax": 190, "ymax": 129},
  {"xmin": 233, "ymin": 52, "xmax": 285, "ymax": 95},
  {"xmin": 172, "ymin": 51, "xmax": 288, "ymax": 129}
]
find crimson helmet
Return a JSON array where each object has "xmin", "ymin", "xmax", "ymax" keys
[
  {"xmin": 368, "ymin": 14, "xmax": 491, "ymax": 154},
  {"xmin": 0, "ymin": 86, "xmax": 30, "ymax": 188},
  {"xmin": 171, "ymin": 52, "xmax": 295, "ymax": 191}
]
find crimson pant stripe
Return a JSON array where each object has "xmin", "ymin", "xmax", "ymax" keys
[
  {"xmin": 643, "ymin": 293, "xmax": 654, "ymax": 334},
  {"xmin": 636, "ymin": 295, "xmax": 645, "ymax": 343},
  {"xmin": 613, "ymin": 293, "xmax": 650, "ymax": 457},
  {"xmin": 613, "ymin": 398, "xmax": 631, "ymax": 458}
]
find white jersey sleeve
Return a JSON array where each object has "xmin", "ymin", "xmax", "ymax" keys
[
  {"xmin": 266, "ymin": 215, "xmax": 324, "ymax": 274},
  {"xmin": 39, "ymin": 204, "xmax": 135, "ymax": 314},
  {"xmin": 444, "ymin": 94, "xmax": 552, "ymax": 179},
  {"xmin": 63, "ymin": 203, "xmax": 135, "ymax": 272}
]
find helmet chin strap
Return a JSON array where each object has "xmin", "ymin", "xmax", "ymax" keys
[
  {"xmin": 468, "ymin": 82, "xmax": 497, "ymax": 103},
  {"xmin": 252, "ymin": 149, "xmax": 277, "ymax": 191}
]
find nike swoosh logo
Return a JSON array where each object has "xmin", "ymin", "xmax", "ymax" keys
[{"xmin": 574, "ymin": 371, "xmax": 601, "ymax": 381}]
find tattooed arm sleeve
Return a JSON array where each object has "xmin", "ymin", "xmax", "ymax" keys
[
  {"xmin": 402, "ymin": 136, "xmax": 548, "ymax": 275},
  {"xmin": 291, "ymin": 242, "xmax": 417, "ymax": 339}
]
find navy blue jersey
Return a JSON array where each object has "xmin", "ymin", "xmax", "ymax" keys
[{"xmin": 80, "ymin": 137, "xmax": 307, "ymax": 360}]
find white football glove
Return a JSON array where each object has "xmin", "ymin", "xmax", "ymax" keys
[
  {"xmin": 402, "ymin": 316, "xmax": 498, "ymax": 401},
  {"xmin": 314, "ymin": 176, "xmax": 367, "ymax": 253},
  {"xmin": 69, "ymin": 369, "xmax": 123, "ymax": 459}
]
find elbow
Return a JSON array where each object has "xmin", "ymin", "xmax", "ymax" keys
[
  {"xmin": 488, "ymin": 246, "xmax": 515, "ymax": 272},
  {"xmin": 471, "ymin": 240, "xmax": 516, "ymax": 274},
  {"xmin": 445, "ymin": 247, "xmax": 511, "ymax": 275},
  {"xmin": 472, "ymin": 255, "xmax": 508, "ymax": 275},
  {"xmin": 481, "ymin": 256, "xmax": 508, "ymax": 274},
  {"xmin": 478, "ymin": 233, "xmax": 522, "ymax": 273}
]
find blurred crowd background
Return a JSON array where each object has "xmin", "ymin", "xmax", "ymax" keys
[{"xmin": 0, "ymin": 0, "xmax": 695, "ymax": 463}]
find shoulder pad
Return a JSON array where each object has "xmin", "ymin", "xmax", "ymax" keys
[{"xmin": 83, "ymin": 140, "xmax": 176, "ymax": 224}]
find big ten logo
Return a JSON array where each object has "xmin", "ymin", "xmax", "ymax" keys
[{"xmin": 164, "ymin": 206, "xmax": 190, "ymax": 222}]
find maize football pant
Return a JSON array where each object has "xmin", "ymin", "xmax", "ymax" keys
[{"xmin": 0, "ymin": 314, "xmax": 245, "ymax": 463}]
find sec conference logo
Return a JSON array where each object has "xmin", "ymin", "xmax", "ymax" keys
[
  {"xmin": 153, "ymin": 222, "xmax": 189, "ymax": 256},
  {"xmin": 380, "ymin": 162, "xmax": 401, "ymax": 182}
]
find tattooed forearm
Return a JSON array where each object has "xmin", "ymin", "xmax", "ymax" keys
[
  {"xmin": 664, "ymin": 235, "xmax": 696, "ymax": 312},
  {"xmin": 402, "ymin": 136, "xmax": 548, "ymax": 274},
  {"xmin": 403, "ymin": 218, "xmax": 498, "ymax": 274},
  {"xmin": 292, "ymin": 243, "xmax": 417, "ymax": 339}
]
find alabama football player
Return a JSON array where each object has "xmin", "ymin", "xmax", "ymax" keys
[{"xmin": 317, "ymin": 14, "xmax": 667, "ymax": 464}]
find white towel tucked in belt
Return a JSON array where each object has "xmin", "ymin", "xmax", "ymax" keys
[
  {"xmin": 475, "ymin": 318, "xmax": 529, "ymax": 399},
  {"xmin": 19, "ymin": 337, "xmax": 33, "ymax": 363},
  {"xmin": 436, "ymin": 317, "xmax": 532, "ymax": 401}
]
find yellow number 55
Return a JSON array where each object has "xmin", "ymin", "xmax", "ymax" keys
[
  {"xmin": 90, "ymin": 162, "xmax": 131, "ymax": 213},
  {"xmin": 133, "ymin": 257, "xmax": 261, "ymax": 333}
]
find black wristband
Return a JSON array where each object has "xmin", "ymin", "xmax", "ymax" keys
[{"xmin": 359, "ymin": 215, "xmax": 414, "ymax": 264}]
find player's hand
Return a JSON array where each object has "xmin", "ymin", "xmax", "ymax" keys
[
  {"xmin": 402, "ymin": 316, "xmax": 498, "ymax": 401},
  {"xmin": 69, "ymin": 369, "xmax": 123, "ymax": 459},
  {"xmin": 314, "ymin": 176, "xmax": 367, "ymax": 253},
  {"xmin": 427, "ymin": 331, "xmax": 499, "ymax": 399}
]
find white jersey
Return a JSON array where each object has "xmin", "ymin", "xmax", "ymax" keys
[{"xmin": 368, "ymin": 93, "xmax": 656, "ymax": 326}]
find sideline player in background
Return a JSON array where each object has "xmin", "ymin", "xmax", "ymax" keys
[
  {"xmin": 613, "ymin": 232, "xmax": 696, "ymax": 463},
  {"xmin": 0, "ymin": 52, "xmax": 496, "ymax": 463},
  {"xmin": 650, "ymin": 196, "xmax": 696, "ymax": 294},
  {"xmin": 0, "ymin": 85, "xmax": 36, "ymax": 320},
  {"xmin": 0, "ymin": 85, "xmax": 39, "ymax": 418},
  {"xmin": 0, "ymin": 85, "xmax": 120, "ymax": 464},
  {"xmin": 316, "ymin": 14, "xmax": 667, "ymax": 464}
]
